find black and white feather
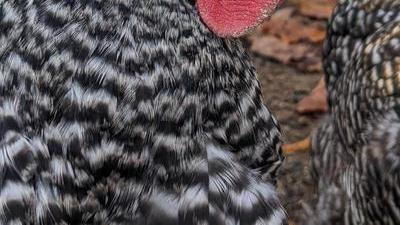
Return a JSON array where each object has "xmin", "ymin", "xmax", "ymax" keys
[
  {"xmin": 311, "ymin": 0, "xmax": 400, "ymax": 224},
  {"xmin": 0, "ymin": 0, "xmax": 286, "ymax": 224}
]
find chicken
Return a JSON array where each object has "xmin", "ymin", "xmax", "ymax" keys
[
  {"xmin": 0, "ymin": 0, "xmax": 288, "ymax": 224},
  {"xmin": 309, "ymin": 0, "xmax": 400, "ymax": 224},
  {"xmin": 297, "ymin": 0, "xmax": 400, "ymax": 115}
]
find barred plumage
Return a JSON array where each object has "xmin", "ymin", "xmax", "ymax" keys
[
  {"xmin": 0, "ymin": 0, "xmax": 286, "ymax": 224},
  {"xmin": 311, "ymin": 0, "xmax": 400, "ymax": 224},
  {"xmin": 323, "ymin": 0, "xmax": 400, "ymax": 89}
]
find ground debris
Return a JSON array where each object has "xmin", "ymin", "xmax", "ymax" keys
[{"xmin": 248, "ymin": 0, "xmax": 336, "ymax": 72}]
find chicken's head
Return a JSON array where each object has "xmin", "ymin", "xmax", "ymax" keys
[{"xmin": 197, "ymin": 0, "xmax": 283, "ymax": 38}]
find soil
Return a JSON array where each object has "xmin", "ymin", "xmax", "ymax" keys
[{"xmin": 253, "ymin": 56, "xmax": 325, "ymax": 225}]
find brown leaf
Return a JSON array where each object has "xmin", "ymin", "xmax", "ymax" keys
[
  {"xmin": 261, "ymin": 8, "xmax": 327, "ymax": 44},
  {"xmin": 250, "ymin": 36, "xmax": 322, "ymax": 72},
  {"xmin": 298, "ymin": 0, "xmax": 337, "ymax": 19},
  {"xmin": 247, "ymin": 1, "xmax": 332, "ymax": 72}
]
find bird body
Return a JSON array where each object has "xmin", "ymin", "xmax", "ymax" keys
[
  {"xmin": 0, "ymin": 0, "xmax": 286, "ymax": 224},
  {"xmin": 311, "ymin": 0, "xmax": 400, "ymax": 224}
]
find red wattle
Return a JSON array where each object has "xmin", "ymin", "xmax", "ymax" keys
[{"xmin": 197, "ymin": 0, "xmax": 282, "ymax": 38}]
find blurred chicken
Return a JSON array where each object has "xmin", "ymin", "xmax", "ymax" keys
[
  {"xmin": 0, "ymin": 0, "xmax": 287, "ymax": 224},
  {"xmin": 309, "ymin": 0, "xmax": 400, "ymax": 224}
]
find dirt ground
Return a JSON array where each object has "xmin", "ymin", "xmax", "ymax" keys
[{"xmin": 253, "ymin": 56, "xmax": 325, "ymax": 225}]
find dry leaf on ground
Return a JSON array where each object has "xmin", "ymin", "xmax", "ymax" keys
[
  {"xmin": 261, "ymin": 8, "xmax": 327, "ymax": 44},
  {"xmin": 247, "ymin": 1, "xmax": 336, "ymax": 72},
  {"xmin": 298, "ymin": 0, "xmax": 337, "ymax": 19}
]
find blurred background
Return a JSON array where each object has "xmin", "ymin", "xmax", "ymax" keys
[{"xmin": 245, "ymin": 0, "xmax": 337, "ymax": 224}]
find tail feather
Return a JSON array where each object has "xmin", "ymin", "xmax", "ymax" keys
[{"xmin": 207, "ymin": 144, "xmax": 287, "ymax": 225}]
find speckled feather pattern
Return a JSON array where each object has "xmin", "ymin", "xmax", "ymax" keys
[
  {"xmin": 312, "ymin": 0, "xmax": 400, "ymax": 224},
  {"xmin": 323, "ymin": 0, "xmax": 400, "ymax": 96},
  {"xmin": 0, "ymin": 0, "xmax": 286, "ymax": 224}
]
